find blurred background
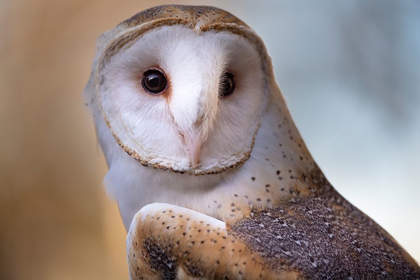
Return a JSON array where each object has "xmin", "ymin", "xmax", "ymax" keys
[{"xmin": 1, "ymin": 0, "xmax": 419, "ymax": 279}]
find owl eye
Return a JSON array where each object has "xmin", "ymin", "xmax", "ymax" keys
[
  {"xmin": 219, "ymin": 72, "xmax": 235, "ymax": 97},
  {"xmin": 141, "ymin": 69, "xmax": 167, "ymax": 94}
]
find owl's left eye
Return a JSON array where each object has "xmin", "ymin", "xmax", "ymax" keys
[
  {"xmin": 141, "ymin": 69, "xmax": 167, "ymax": 95},
  {"xmin": 219, "ymin": 72, "xmax": 235, "ymax": 97}
]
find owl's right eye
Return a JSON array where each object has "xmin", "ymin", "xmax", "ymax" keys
[{"xmin": 141, "ymin": 69, "xmax": 167, "ymax": 95}]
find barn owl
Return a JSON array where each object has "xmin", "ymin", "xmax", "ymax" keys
[{"xmin": 84, "ymin": 5, "xmax": 420, "ymax": 279}]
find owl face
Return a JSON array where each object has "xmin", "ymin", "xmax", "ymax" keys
[{"xmin": 98, "ymin": 25, "xmax": 267, "ymax": 174}]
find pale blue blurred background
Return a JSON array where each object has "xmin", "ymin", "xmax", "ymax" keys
[{"xmin": 1, "ymin": 0, "xmax": 419, "ymax": 279}]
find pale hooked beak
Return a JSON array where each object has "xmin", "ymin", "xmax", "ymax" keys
[{"xmin": 184, "ymin": 132, "xmax": 202, "ymax": 168}]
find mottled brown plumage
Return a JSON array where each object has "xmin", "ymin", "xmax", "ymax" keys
[
  {"xmin": 229, "ymin": 169, "xmax": 420, "ymax": 278},
  {"xmin": 121, "ymin": 5, "xmax": 248, "ymax": 29}
]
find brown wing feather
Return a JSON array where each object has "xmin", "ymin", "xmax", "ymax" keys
[
  {"xmin": 127, "ymin": 203, "xmax": 300, "ymax": 280},
  {"xmin": 229, "ymin": 173, "xmax": 420, "ymax": 279}
]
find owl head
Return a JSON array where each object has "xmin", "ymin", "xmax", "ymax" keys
[{"xmin": 85, "ymin": 5, "xmax": 278, "ymax": 175}]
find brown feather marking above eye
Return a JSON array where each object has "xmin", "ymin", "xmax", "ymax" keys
[{"xmin": 120, "ymin": 5, "xmax": 249, "ymax": 29}]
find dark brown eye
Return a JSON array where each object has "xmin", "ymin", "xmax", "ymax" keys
[
  {"xmin": 219, "ymin": 72, "xmax": 235, "ymax": 97},
  {"xmin": 141, "ymin": 69, "xmax": 167, "ymax": 94}
]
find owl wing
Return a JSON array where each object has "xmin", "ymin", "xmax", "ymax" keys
[{"xmin": 127, "ymin": 203, "xmax": 298, "ymax": 280}]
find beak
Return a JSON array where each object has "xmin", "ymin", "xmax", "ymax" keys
[{"xmin": 184, "ymin": 131, "xmax": 202, "ymax": 168}]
